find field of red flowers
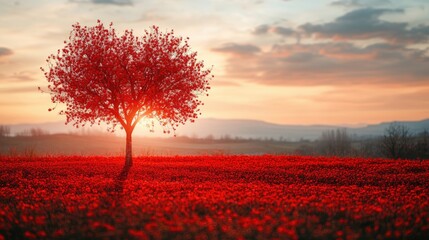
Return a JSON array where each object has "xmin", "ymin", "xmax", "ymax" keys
[{"xmin": 0, "ymin": 155, "xmax": 428, "ymax": 239}]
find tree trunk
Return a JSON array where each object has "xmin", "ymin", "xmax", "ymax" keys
[{"xmin": 125, "ymin": 129, "xmax": 133, "ymax": 167}]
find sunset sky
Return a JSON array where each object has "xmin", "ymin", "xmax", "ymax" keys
[{"xmin": 1, "ymin": 0, "xmax": 429, "ymax": 126}]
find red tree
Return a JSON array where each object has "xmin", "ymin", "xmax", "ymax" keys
[{"xmin": 41, "ymin": 21, "xmax": 212, "ymax": 166}]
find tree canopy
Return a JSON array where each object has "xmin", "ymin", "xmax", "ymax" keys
[{"xmin": 41, "ymin": 21, "xmax": 212, "ymax": 165}]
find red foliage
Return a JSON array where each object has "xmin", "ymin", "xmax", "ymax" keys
[
  {"xmin": 0, "ymin": 155, "xmax": 428, "ymax": 239},
  {"xmin": 40, "ymin": 20, "xmax": 211, "ymax": 134}
]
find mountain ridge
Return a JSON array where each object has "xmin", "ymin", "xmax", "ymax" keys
[{"xmin": 4, "ymin": 118, "xmax": 429, "ymax": 141}]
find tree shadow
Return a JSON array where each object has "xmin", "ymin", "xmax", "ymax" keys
[
  {"xmin": 113, "ymin": 164, "xmax": 131, "ymax": 195},
  {"xmin": 97, "ymin": 164, "xmax": 131, "ymax": 228}
]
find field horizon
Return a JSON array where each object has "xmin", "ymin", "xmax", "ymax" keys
[
  {"xmin": 0, "ymin": 134, "xmax": 299, "ymax": 156},
  {"xmin": 3, "ymin": 117, "xmax": 429, "ymax": 141}
]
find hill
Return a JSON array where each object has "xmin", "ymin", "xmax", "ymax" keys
[{"xmin": 5, "ymin": 118, "xmax": 429, "ymax": 141}]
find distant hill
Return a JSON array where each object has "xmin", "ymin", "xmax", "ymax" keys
[
  {"xmin": 179, "ymin": 119, "xmax": 342, "ymax": 141},
  {"xmin": 351, "ymin": 119, "xmax": 429, "ymax": 137},
  {"xmin": 179, "ymin": 118, "xmax": 429, "ymax": 140},
  {"xmin": 5, "ymin": 118, "xmax": 429, "ymax": 141}
]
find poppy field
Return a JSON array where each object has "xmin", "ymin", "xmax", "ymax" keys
[{"xmin": 0, "ymin": 155, "xmax": 428, "ymax": 239}]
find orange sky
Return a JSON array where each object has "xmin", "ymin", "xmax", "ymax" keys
[{"xmin": 1, "ymin": 0, "xmax": 429, "ymax": 126}]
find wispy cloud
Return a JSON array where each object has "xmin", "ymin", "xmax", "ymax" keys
[
  {"xmin": 253, "ymin": 24, "xmax": 270, "ymax": 35},
  {"xmin": 11, "ymin": 71, "xmax": 36, "ymax": 82},
  {"xmin": 0, "ymin": 86, "xmax": 37, "ymax": 94},
  {"xmin": 331, "ymin": 0, "xmax": 392, "ymax": 8},
  {"xmin": 273, "ymin": 26, "xmax": 296, "ymax": 37},
  {"xmin": 253, "ymin": 24, "xmax": 297, "ymax": 37},
  {"xmin": 212, "ymin": 43, "xmax": 261, "ymax": 56},
  {"xmin": 0, "ymin": 47, "xmax": 13, "ymax": 57},
  {"xmin": 0, "ymin": 71, "xmax": 37, "ymax": 83},
  {"xmin": 70, "ymin": 0, "xmax": 133, "ymax": 6}
]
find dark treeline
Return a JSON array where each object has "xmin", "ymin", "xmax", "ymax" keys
[
  {"xmin": 0, "ymin": 125, "xmax": 11, "ymax": 137},
  {"xmin": 297, "ymin": 123, "xmax": 429, "ymax": 160}
]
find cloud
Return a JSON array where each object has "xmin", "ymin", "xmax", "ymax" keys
[
  {"xmin": 0, "ymin": 47, "xmax": 13, "ymax": 57},
  {"xmin": 0, "ymin": 86, "xmax": 37, "ymax": 94},
  {"xmin": 300, "ymin": 8, "xmax": 429, "ymax": 43},
  {"xmin": 11, "ymin": 71, "xmax": 36, "ymax": 82},
  {"xmin": 91, "ymin": 0, "xmax": 132, "ymax": 5},
  {"xmin": 273, "ymin": 26, "xmax": 296, "ymax": 36},
  {"xmin": 309, "ymin": 86, "xmax": 429, "ymax": 112},
  {"xmin": 331, "ymin": 0, "xmax": 391, "ymax": 8},
  {"xmin": 253, "ymin": 24, "xmax": 270, "ymax": 35},
  {"xmin": 70, "ymin": 0, "xmax": 133, "ymax": 6},
  {"xmin": 331, "ymin": 0, "xmax": 361, "ymax": 7},
  {"xmin": 218, "ymin": 7, "xmax": 429, "ymax": 87},
  {"xmin": 215, "ymin": 41, "xmax": 429, "ymax": 86},
  {"xmin": 0, "ymin": 71, "xmax": 36, "ymax": 83},
  {"xmin": 253, "ymin": 24, "xmax": 297, "ymax": 37},
  {"xmin": 212, "ymin": 43, "xmax": 261, "ymax": 55}
]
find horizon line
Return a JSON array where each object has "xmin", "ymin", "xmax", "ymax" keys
[{"xmin": 2, "ymin": 117, "xmax": 429, "ymax": 128}]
